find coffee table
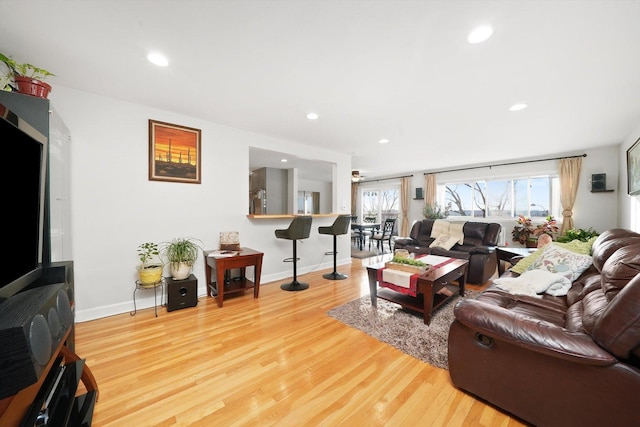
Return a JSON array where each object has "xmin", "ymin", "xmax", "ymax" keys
[{"xmin": 367, "ymin": 256, "xmax": 468, "ymax": 325}]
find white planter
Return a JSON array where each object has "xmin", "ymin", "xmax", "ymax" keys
[{"xmin": 170, "ymin": 262, "xmax": 192, "ymax": 280}]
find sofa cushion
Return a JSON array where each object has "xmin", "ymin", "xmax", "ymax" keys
[
  {"xmin": 593, "ymin": 274, "xmax": 640, "ymax": 359},
  {"xmin": 601, "ymin": 244, "xmax": 640, "ymax": 301},
  {"xmin": 463, "ymin": 222, "xmax": 488, "ymax": 242},
  {"xmin": 528, "ymin": 244, "xmax": 592, "ymax": 281}
]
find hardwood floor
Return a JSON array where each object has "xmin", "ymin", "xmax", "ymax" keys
[{"xmin": 75, "ymin": 254, "xmax": 525, "ymax": 426}]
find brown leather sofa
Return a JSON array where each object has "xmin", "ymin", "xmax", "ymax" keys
[
  {"xmin": 393, "ymin": 219, "xmax": 501, "ymax": 284},
  {"xmin": 448, "ymin": 228, "xmax": 640, "ymax": 426}
]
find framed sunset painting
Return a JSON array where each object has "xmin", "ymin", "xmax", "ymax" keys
[{"xmin": 149, "ymin": 119, "xmax": 201, "ymax": 184}]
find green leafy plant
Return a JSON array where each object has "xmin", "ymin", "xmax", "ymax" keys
[
  {"xmin": 0, "ymin": 52, "xmax": 55, "ymax": 92},
  {"xmin": 0, "ymin": 52, "xmax": 55, "ymax": 80},
  {"xmin": 161, "ymin": 237, "xmax": 203, "ymax": 268},
  {"xmin": 512, "ymin": 215, "xmax": 559, "ymax": 244},
  {"xmin": 391, "ymin": 256, "xmax": 426, "ymax": 267},
  {"xmin": 137, "ymin": 242, "xmax": 161, "ymax": 268},
  {"xmin": 422, "ymin": 203, "xmax": 447, "ymax": 219},
  {"xmin": 556, "ymin": 227, "xmax": 599, "ymax": 243}
]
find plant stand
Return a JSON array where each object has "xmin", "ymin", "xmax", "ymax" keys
[{"xmin": 130, "ymin": 278, "xmax": 166, "ymax": 317}]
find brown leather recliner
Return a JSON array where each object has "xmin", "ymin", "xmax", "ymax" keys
[{"xmin": 448, "ymin": 229, "xmax": 640, "ymax": 426}]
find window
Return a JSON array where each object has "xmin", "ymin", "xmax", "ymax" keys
[
  {"xmin": 440, "ymin": 175, "xmax": 559, "ymax": 219},
  {"xmin": 360, "ymin": 185, "xmax": 400, "ymax": 225}
]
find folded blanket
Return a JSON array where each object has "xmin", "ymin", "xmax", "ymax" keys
[{"xmin": 493, "ymin": 269, "xmax": 572, "ymax": 298}]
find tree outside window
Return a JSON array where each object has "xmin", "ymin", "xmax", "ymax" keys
[{"xmin": 441, "ymin": 175, "xmax": 557, "ymax": 219}]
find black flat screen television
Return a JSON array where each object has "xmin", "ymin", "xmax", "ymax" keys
[{"xmin": 0, "ymin": 101, "xmax": 48, "ymax": 302}]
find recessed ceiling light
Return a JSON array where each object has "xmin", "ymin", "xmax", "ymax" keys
[
  {"xmin": 379, "ymin": 138, "xmax": 390, "ymax": 144},
  {"xmin": 147, "ymin": 52, "xmax": 169, "ymax": 67},
  {"xmin": 281, "ymin": 158, "xmax": 288, "ymax": 163},
  {"xmin": 467, "ymin": 25, "xmax": 493, "ymax": 44},
  {"xmin": 306, "ymin": 112, "xmax": 319, "ymax": 120},
  {"xmin": 509, "ymin": 103, "xmax": 528, "ymax": 111}
]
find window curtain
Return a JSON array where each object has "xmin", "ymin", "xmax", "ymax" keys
[
  {"xmin": 400, "ymin": 177, "xmax": 410, "ymax": 236},
  {"xmin": 559, "ymin": 157, "xmax": 582, "ymax": 234},
  {"xmin": 351, "ymin": 182, "xmax": 358, "ymax": 216},
  {"xmin": 424, "ymin": 173, "xmax": 437, "ymax": 207}
]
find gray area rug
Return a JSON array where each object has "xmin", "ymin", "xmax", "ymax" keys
[
  {"xmin": 350, "ymin": 248, "xmax": 381, "ymax": 259},
  {"xmin": 327, "ymin": 290, "xmax": 481, "ymax": 369}
]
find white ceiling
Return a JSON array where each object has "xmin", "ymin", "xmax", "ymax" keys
[{"xmin": 2, "ymin": 1, "xmax": 640, "ymax": 180}]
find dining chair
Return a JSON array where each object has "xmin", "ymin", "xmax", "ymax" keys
[
  {"xmin": 370, "ymin": 218, "xmax": 396, "ymax": 253},
  {"xmin": 360, "ymin": 216, "xmax": 377, "ymax": 248}
]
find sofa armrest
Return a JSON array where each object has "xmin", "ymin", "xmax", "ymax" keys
[
  {"xmin": 394, "ymin": 238, "xmax": 418, "ymax": 247},
  {"xmin": 468, "ymin": 246, "xmax": 491, "ymax": 255},
  {"xmin": 453, "ymin": 299, "xmax": 617, "ymax": 366}
]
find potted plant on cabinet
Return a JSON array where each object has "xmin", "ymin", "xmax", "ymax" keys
[
  {"xmin": 161, "ymin": 237, "xmax": 203, "ymax": 280},
  {"xmin": 0, "ymin": 52, "xmax": 55, "ymax": 98},
  {"xmin": 137, "ymin": 242, "xmax": 164, "ymax": 287}
]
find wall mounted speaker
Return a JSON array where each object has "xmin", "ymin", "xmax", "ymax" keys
[
  {"xmin": 591, "ymin": 173, "xmax": 607, "ymax": 192},
  {"xmin": 0, "ymin": 282, "xmax": 72, "ymax": 399},
  {"xmin": 167, "ymin": 275, "xmax": 198, "ymax": 312}
]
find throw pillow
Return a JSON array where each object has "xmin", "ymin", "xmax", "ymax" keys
[
  {"xmin": 509, "ymin": 238, "xmax": 596, "ymax": 274},
  {"xmin": 429, "ymin": 234, "xmax": 459, "ymax": 250},
  {"xmin": 528, "ymin": 243, "xmax": 593, "ymax": 281},
  {"xmin": 509, "ymin": 249, "xmax": 545, "ymax": 274},
  {"xmin": 554, "ymin": 236, "xmax": 597, "ymax": 255}
]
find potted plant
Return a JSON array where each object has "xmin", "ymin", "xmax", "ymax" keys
[
  {"xmin": 0, "ymin": 52, "xmax": 55, "ymax": 98},
  {"xmin": 136, "ymin": 242, "xmax": 163, "ymax": 286},
  {"xmin": 512, "ymin": 215, "xmax": 535, "ymax": 246},
  {"xmin": 422, "ymin": 203, "xmax": 447, "ymax": 219},
  {"xmin": 161, "ymin": 237, "xmax": 203, "ymax": 280},
  {"xmin": 532, "ymin": 215, "xmax": 559, "ymax": 240},
  {"xmin": 556, "ymin": 227, "xmax": 599, "ymax": 243},
  {"xmin": 512, "ymin": 215, "xmax": 559, "ymax": 247}
]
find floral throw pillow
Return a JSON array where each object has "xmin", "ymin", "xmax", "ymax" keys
[
  {"xmin": 429, "ymin": 234, "xmax": 459, "ymax": 250},
  {"xmin": 510, "ymin": 238, "xmax": 596, "ymax": 275},
  {"xmin": 528, "ymin": 243, "xmax": 592, "ymax": 281}
]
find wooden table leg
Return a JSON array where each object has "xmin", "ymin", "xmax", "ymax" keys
[
  {"xmin": 254, "ymin": 255, "xmax": 262, "ymax": 299},
  {"xmin": 367, "ymin": 267, "xmax": 378, "ymax": 308},
  {"xmin": 216, "ymin": 263, "xmax": 225, "ymax": 308},
  {"xmin": 423, "ymin": 282, "xmax": 434, "ymax": 325}
]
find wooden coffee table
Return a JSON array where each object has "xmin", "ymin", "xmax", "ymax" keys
[{"xmin": 367, "ymin": 257, "xmax": 468, "ymax": 325}]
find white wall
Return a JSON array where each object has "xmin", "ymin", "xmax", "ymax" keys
[
  {"xmin": 399, "ymin": 145, "xmax": 621, "ymax": 244},
  {"xmin": 49, "ymin": 86, "xmax": 352, "ymax": 321},
  {"xmin": 619, "ymin": 123, "xmax": 640, "ymax": 231}
]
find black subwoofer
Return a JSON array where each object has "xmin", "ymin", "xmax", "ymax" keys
[
  {"xmin": 167, "ymin": 274, "xmax": 198, "ymax": 312},
  {"xmin": 0, "ymin": 282, "xmax": 73, "ymax": 399}
]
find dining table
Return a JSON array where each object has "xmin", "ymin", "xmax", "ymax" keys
[{"xmin": 351, "ymin": 222, "xmax": 380, "ymax": 250}]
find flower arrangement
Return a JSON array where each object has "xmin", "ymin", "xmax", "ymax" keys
[{"xmin": 512, "ymin": 215, "xmax": 559, "ymax": 245}]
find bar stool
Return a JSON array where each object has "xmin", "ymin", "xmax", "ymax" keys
[
  {"xmin": 275, "ymin": 215, "xmax": 313, "ymax": 291},
  {"xmin": 318, "ymin": 214, "xmax": 351, "ymax": 280}
]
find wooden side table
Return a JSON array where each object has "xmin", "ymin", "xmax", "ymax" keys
[{"xmin": 204, "ymin": 247, "xmax": 264, "ymax": 307}]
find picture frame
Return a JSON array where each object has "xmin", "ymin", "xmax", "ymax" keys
[
  {"xmin": 149, "ymin": 119, "xmax": 201, "ymax": 184},
  {"xmin": 628, "ymin": 137, "xmax": 640, "ymax": 196}
]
